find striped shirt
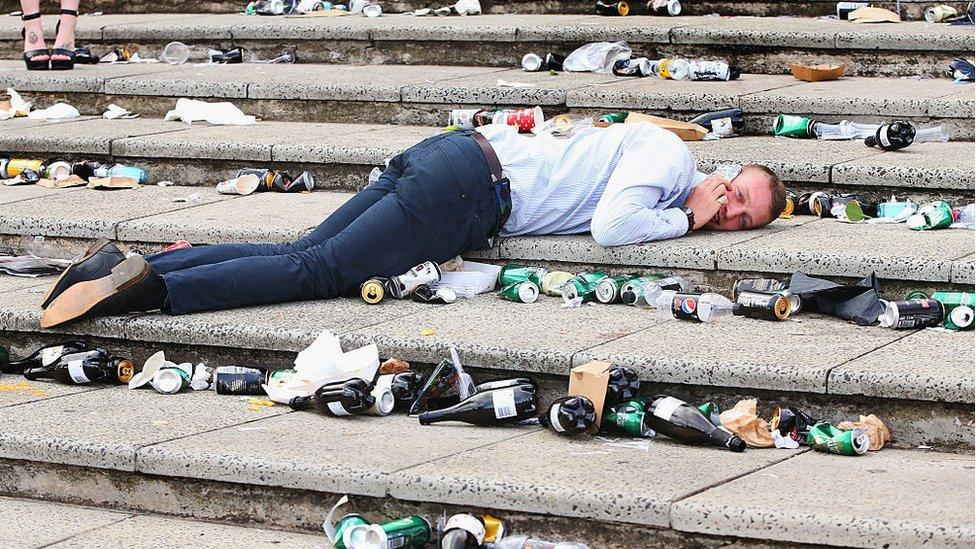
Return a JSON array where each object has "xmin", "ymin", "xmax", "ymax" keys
[{"xmin": 477, "ymin": 122, "xmax": 707, "ymax": 246}]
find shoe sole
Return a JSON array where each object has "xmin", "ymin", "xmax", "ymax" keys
[
  {"xmin": 40, "ymin": 256, "xmax": 147, "ymax": 329},
  {"xmin": 40, "ymin": 237, "xmax": 111, "ymax": 309}
]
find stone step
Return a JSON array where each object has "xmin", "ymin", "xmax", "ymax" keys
[
  {"xmin": 1, "ymin": 117, "xmax": 972, "ymax": 205},
  {"xmin": 0, "ymin": 14, "xmax": 970, "ymax": 77},
  {"xmin": 0, "ymin": 497, "xmax": 328, "ymax": 548},
  {"xmin": 2, "ymin": 61, "xmax": 972, "ymax": 139},
  {"xmin": 2, "ymin": 0, "xmax": 969, "ymax": 19},
  {"xmin": 0, "ymin": 376, "xmax": 973, "ymax": 548}
]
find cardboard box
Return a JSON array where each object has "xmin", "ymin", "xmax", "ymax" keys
[
  {"xmin": 790, "ymin": 63, "xmax": 846, "ymax": 82},
  {"xmin": 625, "ymin": 112, "xmax": 708, "ymax": 141},
  {"xmin": 568, "ymin": 360, "xmax": 611, "ymax": 432}
]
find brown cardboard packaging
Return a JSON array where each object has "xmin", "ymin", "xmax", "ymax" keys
[
  {"xmin": 790, "ymin": 63, "xmax": 846, "ymax": 82},
  {"xmin": 568, "ymin": 360, "xmax": 611, "ymax": 432},
  {"xmin": 624, "ymin": 112, "xmax": 709, "ymax": 141}
]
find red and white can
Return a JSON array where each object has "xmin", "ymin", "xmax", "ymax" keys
[{"xmin": 493, "ymin": 106, "xmax": 544, "ymax": 133}]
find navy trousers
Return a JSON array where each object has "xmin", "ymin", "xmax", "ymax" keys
[{"xmin": 146, "ymin": 131, "xmax": 501, "ymax": 315}]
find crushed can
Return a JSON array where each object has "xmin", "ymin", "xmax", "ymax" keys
[
  {"xmin": 878, "ymin": 299, "xmax": 945, "ymax": 329},
  {"xmin": 389, "ymin": 261, "xmax": 441, "ymax": 299},
  {"xmin": 3, "ymin": 158, "xmax": 43, "ymax": 179},
  {"xmin": 449, "ymin": 108, "xmax": 482, "ymax": 129},
  {"xmin": 561, "ymin": 272, "xmax": 607, "ymax": 304},
  {"xmin": 773, "ymin": 114, "xmax": 817, "ymax": 138},
  {"xmin": 498, "ymin": 281, "xmax": 539, "ymax": 303},
  {"xmin": 907, "ymin": 201, "xmax": 955, "ymax": 231},
  {"xmin": 807, "ymin": 423, "xmax": 869, "ymax": 456},
  {"xmin": 498, "ymin": 264, "xmax": 548, "ymax": 289},
  {"xmin": 612, "ymin": 57, "xmax": 653, "ymax": 77},
  {"xmin": 925, "ymin": 4, "xmax": 958, "ymax": 22},
  {"xmin": 540, "ymin": 271, "xmax": 574, "ymax": 296}
]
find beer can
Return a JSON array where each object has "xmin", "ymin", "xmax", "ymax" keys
[
  {"xmin": 151, "ymin": 366, "xmax": 191, "ymax": 394},
  {"xmin": 809, "ymin": 191, "xmax": 833, "ymax": 218},
  {"xmin": 214, "ymin": 365, "xmax": 268, "ymax": 395},
  {"xmin": 498, "ymin": 264, "xmax": 548, "ymax": 289},
  {"xmin": 781, "ymin": 190, "xmax": 797, "ymax": 217},
  {"xmin": 877, "ymin": 201, "xmax": 916, "ymax": 219},
  {"xmin": 595, "ymin": 274, "xmax": 636, "ymax": 304},
  {"xmin": 595, "ymin": 0, "xmax": 629, "ymax": 15},
  {"xmin": 733, "ymin": 291, "xmax": 791, "ymax": 321},
  {"xmin": 807, "ymin": 423, "xmax": 869, "ymax": 456},
  {"xmin": 925, "ymin": 4, "xmax": 958, "ymax": 22},
  {"xmin": 362, "ymin": 2, "xmax": 382, "ymax": 16},
  {"xmin": 612, "ymin": 57, "xmax": 653, "ymax": 77},
  {"xmin": 380, "ymin": 515, "xmax": 431, "ymax": 549},
  {"xmin": 647, "ymin": 0, "xmax": 681, "ymax": 15},
  {"xmin": 4, "ymin": 158, "xmax": 43, "ymax": 179},
  {"xmin": 360, "ymin": 278, "xmax": 387, "ymax": 304},
  {"xmin": 43, "ymin": 161, "xmax": 72, "ymax": 181},
  {"xmin": 836, "ymin": 1, "xmax": 868, "ymax": 19},
  {"xmin": 216, "ymin": 174, "xmax": 260, "ymax": 195},
  {"xmin": 540, "ymin": 270, "xmax": 574, "ymax": 296},
  {"xmin": 449, "ymin": 108, "xmax": 481, "ymax": 130},
  {"xmin": 908, "ymin": 201, "xmax": 955, "ymax": 230},
  {"xmin": 878, "ymin": 299, "xmax": 945, "ymax": 329},
  {"xmin": 598, "ymin": 112, "xmax": 628, "ymax": 125},
  {"xmin": 948, "ymin": 305, "xmax": 975, "ymax": 330},
  {"xmin": 0, "ymin": 159, "xmax": 8, "ymax": 179},
  {"xmin": 332, "ymin": 514, "xmax": 371, "ymax": 549},
  {"xmin": 389, "ymin": 262, "xmax": 440, "ymax": 299},
  {"xmin": 498, "ymin": 281, "xmax": 539, "ymax": 303},
  {"xmin": 931, "ymin": 291, "xmax": 976, "ymax": 330},
  {"xmin": 620, "ymin": 276, "xmax": 659, "ymax": 305},
  {"xmin": 732, "ymin": 277, "xmax": 787, "ymax": 298},
  {"xmin": 521, "ymin": 53, "xmax": 544, "ymax": 72},
  {"xmin": 561, "ymin": 272, "xmax": 607, "ymax": 304}
]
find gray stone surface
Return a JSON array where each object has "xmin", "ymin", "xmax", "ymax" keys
[
  {"xmin": 343, "ymin": 293, "xmax": 657, "ymax": 375},
  {"xmin": 103, "ymin": 64, "xmax": 248, "ymax": 99},
  {"xmin": 717, "ymin": 218, "xmax": 972, "ymax": 282},
  {"xmin": 0, "ymin": 186, "xmax": 231, "ymax": 239},
  {"xmin": 0, "ymin": 12, "xmax": 118, "ymax": 41},
  {"xmin": 115, "ymin": 120, "xmax": 371, "ymax": 162},
  {"xmin": 0, "ymin": 373, "xmax": 100, "ymax": 409},
  {"xmin": 0, "ymin": 61, "xmax": 183, "ymax": 94},
  {"xmin": 123, "ymin": 296, "xmax": 431, "ymax": 352},
  {"xmin": 498, "ymin": 216, "xmax": 814, "ymax": 271},
  {"xmin": 0, "ymin": 387, "xmax": 288, "ymax": 470},
  {"xmin": 671, "ymin": 15, "xmax": 839, "ymax": 48},
  {"xmin": 567, "ymin": 74, "xmax": 798, "ymax": 112},
  {"xmin": 513, "ymin": 13, "xmax": 676, "ymax": 42},
  {"xmin": 740, "ymin": 76, "xmax": 967, "ymax": 116},
  {"xmin": 401, "ymin": 68, "xmax": 614, "ymax": 106},
  {"xmin": 686, "ymin": 137, "xmax": 878, "ymax": 184},
  {"xmin": 99, "ymin": 13, "xmax": 237, "ymax": 40},
  {"xmin": 951, "ymin": 256, "xmax": 974, "ymax": 284},
  {"xmin": 230, "ymin": 13, "xmax": 373, "ymax": 40},
  {"xmin": 575, "ymin": 313, "xmax": 903, "ymax": 393},
  {"xmin": 0, "ymin": 185, "xmax": 83, "ymax": 206},
  {"xmin": 48, "ymin": 514, "xmax": 325, "ymax": 548},
  {"xmin": 247, "ymin": 64, "xmax": 498, "ymax": 102},
  {"xmin": 829, "ymin": 329, "xmax": 975, "ymax": 403},
  {"xmin": 137, "ymin": 413, "xmax": 535, "ymax": 497},
  {"xmin": 832, "ymin": 142, "xmax": 976, "ymax": 190},
  {"xmin": 835, "ymin": 21, "xmax": 974, "ymax": 51},
  {"xmin": 0, "ymin": 497, "xmax": 129, "ymax": 549},
  {"xmin": 391, "ymin": 431, "xmax": 804, "ymax": 526},
  {"xmin": 671, "ymin": 449, "xmax": 976, "ymax": 547},
  {"xmin": 364, "ymin": 13, "xmax": 520, "ymax": 41},
  {"xmin": 929, "ymin": 90, "xmax": 976, "ymax": 119},
  {"xmin": 117, "ymin": 190, "xmax": 352, "ymax": 244},
  {"xmin": 273, "ymin": 124, "xmax": 440, "ymax": 164},
  {"xmin": 0, "ymin": 117, "xmax": 187, "ymax": 155}
]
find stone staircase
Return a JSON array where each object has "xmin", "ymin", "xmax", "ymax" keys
[{"xmin": 0, "ymin": 7, "xmax": 974, "ymax": 549}]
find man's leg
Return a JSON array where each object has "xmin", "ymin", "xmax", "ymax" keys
[
  {"xmin": 146, "ymin": 160, "xmax": 403, "ymax": 275},
  {"xmin": 161, "ymin": 132, "xmax": 499, "ymax": 315}
]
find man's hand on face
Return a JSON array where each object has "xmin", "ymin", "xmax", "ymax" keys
[{"xmin": 685, "ymin": 174, "xmax": 729, "ymax": 230}]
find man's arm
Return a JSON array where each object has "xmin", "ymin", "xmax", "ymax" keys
[{"xmin": 589, "ymin": 127, "xmax": 696, "ymax": 247}]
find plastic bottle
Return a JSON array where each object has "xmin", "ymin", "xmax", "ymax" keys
[
  {"xmin": 92, "ymin": 164, "xmax": 149, "ymax": 184},
  {"xmin": 489, "ymin": 535, "xmax": 590, "ymax": 549},
  {"xmin": 954, "ymin": 204, "xmax": 975, "ymax": 228},
  {"xmin": 812, "ymin": 120, "xmax": 878, "ymax": 141},
  {"xmin": 913, "ymin": 125, "xmax": 951, "ymax": 143},
  {"xmin": 654, "ymin": 290, "xmax": 734, "ymax": 323}
]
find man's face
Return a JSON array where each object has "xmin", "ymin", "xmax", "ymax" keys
[{"xmin": 703, "ymin": 167, "xmax": 774, "ymax": 231}]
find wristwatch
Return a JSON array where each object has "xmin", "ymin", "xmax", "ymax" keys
[{"xmin": 683, "ymin": 207, "xmax": 695, "ymax": 233}]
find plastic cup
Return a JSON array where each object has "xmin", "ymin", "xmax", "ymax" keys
[{"xmin": 161, "ymin": 41, "xmax": 190, "ymax": 65}]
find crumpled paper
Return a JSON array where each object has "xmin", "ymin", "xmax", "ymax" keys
[
  {"xmin": 719, "ymin": 399, "xmax": 774, "ymax": 448},
  {"xmin": 164, "ymin": 98, "xmax": 256, "ymax": 126},
  {"xmin": 28, "ymin": 102, "xmax": 80, "ymax": 120},
  {"xmin": 1, "ymin": 88, "xmax": 31, "ymax": 120},
  {"xmin": 103, "ymin": 104, "xmax": 139, "ymax": 119},
  {"xmin": 839, "ymin": 414, "xmax": 891, "ymax": 451}
]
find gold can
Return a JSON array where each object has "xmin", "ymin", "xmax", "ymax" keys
[
  {"xmin": 4, "ymin": 158, "xmax": 43, "ymax": 178},
  {"xmin": 360, "ymin": 278, "xmax": 386, "ymax": 304}
]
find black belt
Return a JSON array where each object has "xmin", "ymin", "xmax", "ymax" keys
[{"xmin": 470, "ymin": 131, "xmax": 512, "ymax": 238}]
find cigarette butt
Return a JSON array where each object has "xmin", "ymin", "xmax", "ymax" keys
[{"xmin": 717, "ymin": 195, "xmax": 728, "ymax": 204}]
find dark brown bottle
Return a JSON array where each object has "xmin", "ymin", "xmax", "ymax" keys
[
  {"xmin": 23, "ymin": 349, "xmax": 134, "ymax": 385},
  {"xmin": 4, "ymin": 341, "xmax": 88, "ymax": 374},
  {"xmin": 419, "ymin": 385, "xmax": 538, "ymax": 426},
  {"xmin": 540, "ymin": 395, "xmax": 597, "ymax": 436},
  {"xmin": 289, "ymin": 378, "xmax": 375, "ymax": 416},
  {"xmin": 643, "ymin": 395, "xmax": 746, "ymax": 452},
  {"xmin": 604, "ymin": 366, "xmax": 640, "ymax": 409}
]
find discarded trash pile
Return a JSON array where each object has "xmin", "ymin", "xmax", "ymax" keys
[
  {"xmin": 0, "ymin": 334, "xmax": 894, "ymax": 461},
  {"xmin": 1, "ymin": 158, "xmax": 148, "ymax": 189},
  {"xmin": 243, "ymin": 0, "xmax": 481, "ymax": 17},
  {"xmin": 782, "ymin": 191, "xmax": 975, "ymax": 231}
]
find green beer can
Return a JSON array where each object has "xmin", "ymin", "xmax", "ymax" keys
[
  {"xmin": 807, "ymin": 423, "xmax": 869, "ymax": 456},
  {"xmin": 498, "ymin": 264, "xmax": 548, "ymax": 289},
  {"xmin": 603, "ymin": 405, "xmax": 655, "ymax": 437},
  {"xmin": 332, "ymin": 514, "xmax": 370, "ymax": 549},
  {"xmin": 595, "ymin": 274, "xmax": 639, "ymax": 304},
  {"xmin": 381, "ymin": 515, "xmax": 431, "ymax": 549},
  {"xmin": 498, "ymin": 281, "xmax": 539, "ymax": 303},
  {"xmin": 561, "ymin": 271, "xmax": 608, "ymax": 304},
  {"xmin": 773, "ymin": 114, "xmax": 816, "ymax": 138},
  {"xmin": 598, "ymin": 112, "xmax": 628, "ymax": 124},
  {"xmin": 932, "ymin": 291, "xmax": 976, "ymax": 331}
]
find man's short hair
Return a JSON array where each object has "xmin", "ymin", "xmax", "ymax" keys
[{"xmin": 745, "ymin": 164, "xmax": 787, "ymax": 225}]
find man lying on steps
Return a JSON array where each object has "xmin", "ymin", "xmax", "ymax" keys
[{"xmin": 40, "ymin": 121, "xmax": 788, "ymax": 328}]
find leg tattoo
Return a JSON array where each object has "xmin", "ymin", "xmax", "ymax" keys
[{"xmin": 28, "ymin": 30, "xmax": 39, "ymax": 45}]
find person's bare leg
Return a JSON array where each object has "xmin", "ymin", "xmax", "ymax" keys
[
  {"xmin": 21, "ymin": 0, "xmax": 50, "ymax": 63},
  {"xmin": 51, "ymin": 0, "xmax": 78, "ymax": 63}
]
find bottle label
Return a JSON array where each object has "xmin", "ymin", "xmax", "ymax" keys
[
  {"xmin": 41, "ymin": 346, "xmax": 64, "ymax": 367},
  {"xmin": 879, "ymin": 128, "xmax": 892, "ymax": 148},
  {"xmin": 327, "ymin": 401, "xmax": 352, "ymax": 416},
  {"xmin": 492, "ymin": 388, "xmax": 517, "ymax": 419},
  {"xmin": 549, "ymin": 404, "xmax": 567, "ymax": 433},
  {"xmin": 67, "ymin": 360, "xmax": 90, "ymax": 384},
  {"xmin": 652, "ymin": 396, "xmax": 684, "ymax": 422},
  {"xmin": 670, "ymin": 294, "xmax": 702, "ymax": 322}
]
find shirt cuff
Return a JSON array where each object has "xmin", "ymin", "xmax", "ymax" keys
[{"xmin": 661, "ymin": 207, "xmax": 691, "ymax": 238}]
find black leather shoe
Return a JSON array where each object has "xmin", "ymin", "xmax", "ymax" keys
[
  {"xmin": 41, "ymin": 255, "xmax": 166, "ymax": 329},
  {"xmin": 41, "ymin": 237, "xmax": 127, "ymax": 309}
]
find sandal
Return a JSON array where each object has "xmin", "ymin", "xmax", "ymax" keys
[
  {"xmin": 50, "ymin": 9, "xmax": 78, "ymax": 70},
  {"xmin": 21, "ymin": 13, "xmax": 50, "ymax": 71}
]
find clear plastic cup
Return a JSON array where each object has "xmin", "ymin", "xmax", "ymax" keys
[{"xmin": 161, "ymin": 41, "xmax": 190, "ymax": 65}]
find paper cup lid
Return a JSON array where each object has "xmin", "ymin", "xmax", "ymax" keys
[{"xmin": 130, "ymin": 351, "xmax": 165, "ymax": 389}]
